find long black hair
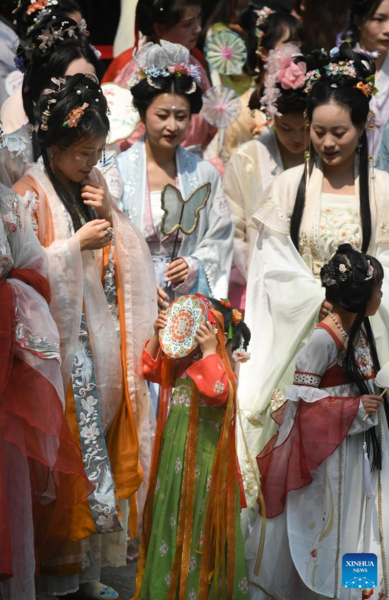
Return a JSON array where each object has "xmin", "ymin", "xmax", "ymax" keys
[
  {"xmin": 209, "ymin": 299, "xmax": 251, "ymax": 352},
  {"xmin": 136, "ymin": 0, "xmax": 202, "ymax": 38},
  {"xmin": 16, "ymin": 10, "xmax": 100, "ymax": 159},
  {"xmin": 14, "ymin": 0, "xmax": 82, "ymax": 40},
  {"xmin": 290, "ymin": 44, "xmax": 376, "ymax": 253},
  {"xmin": 35, "ymin": 73, "xmax": 110, "ymax": 232},
  {"xmin": 341, "ymin": 0, "xmax": 382, "ymax": 47},
  {"xmin": 321, "ymin": 244, "xmax": 389, "ymax": 469},
  {"xmin": 239, "ymin": 2, "xmax": 303, "ymax": 79},
  {"xmin": 131, "ymin": 74, "xmax": 203, "ymax": 117}
]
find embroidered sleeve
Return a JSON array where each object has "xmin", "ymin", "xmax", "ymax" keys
[
  {"xmin": 187, "ymin": 353, "xmax": 230, "ymax": 407},
  {"xmin": 293, "ymin": 372, "xmax": 322, "ymax": 388},
  {"xmin": 142, "ymin": 346, "xmax": 163, "ymax": 384}
]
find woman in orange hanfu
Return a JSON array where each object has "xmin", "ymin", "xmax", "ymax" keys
[{"xmin": 13, "ymin": 72, "xmax": 156, "ymax": 600}]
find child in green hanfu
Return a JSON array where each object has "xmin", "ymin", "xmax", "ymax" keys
[{"xmin": 134, "ymin": 296, "xmax": 251, "ymax": 599}]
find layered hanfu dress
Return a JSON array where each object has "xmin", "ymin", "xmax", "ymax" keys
[
  {"xmin": 13, "ymin": 164, "xmax": 156, "ymax": 595},
  {"xmin": 237, "ymin": 161, "xmax": 389, "ymax": 533},
  {"xmin": 0, "ymin": 183, "xmax": 91, "ymax": 600},
  {"xmin": 108, "ymin": 139, "xmax": 234, "ymax": 300},
  {"xmin": 135, "ymin": 348, "xmax": 249, "ymax": 599},
  {"xmin": 246, "ymin": 323, "xmax": 389, "ymax": 600}
]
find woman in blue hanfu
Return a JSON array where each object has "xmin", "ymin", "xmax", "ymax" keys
[{"xmin": 105, "ymin": 40, "xmax": 234, "ymax": 309}]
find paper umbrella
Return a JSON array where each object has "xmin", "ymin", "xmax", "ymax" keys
[
  {"xmin": 201, "ymin": 85, "xmax": 242, "ymax": 128},
  {"xmin": 205, "ymin": 29, "xmax": 247, "ymax": 75}
]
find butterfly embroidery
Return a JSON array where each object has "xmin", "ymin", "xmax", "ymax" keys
[{"xmin": 160, "ymin": 183, "xmax": 211, "ymax": 236}]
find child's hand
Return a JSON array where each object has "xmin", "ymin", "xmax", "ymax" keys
[
  {"xmin": 195, "ymin": 322, "xmax": 217, "ymax": 358},
  {"xmin": 154, "ymin": 312, "xmax": 168, "ymax": 336}
]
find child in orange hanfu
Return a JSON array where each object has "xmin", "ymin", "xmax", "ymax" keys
[{"xmin": 135, "ymin": 294, "xmax": 251, "ymax": 599}]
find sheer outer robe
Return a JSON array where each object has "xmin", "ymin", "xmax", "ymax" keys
[
  {"xmin": 113, "ymin": 140, "xmax": 234, "ymax": 299},
  {"xmin": 13, "ymin": 164, "xmax": 157, "ymax": 432},
  {"xmin": 237, "ymin": 160, "xmax": 389, "ymax": 513},
  {"xmin": 223, "ymin": 131, "xmax": 283, "ymax": 283}
]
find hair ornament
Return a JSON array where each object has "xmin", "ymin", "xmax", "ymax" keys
[
  {"xmin": 260, "ymin": 43, "xmax": 306, "ymax": 118},
  {"xmin": 85, "ymin": 72, "xmax": 100, "ymax": 85},
  {"xmin": 365, "ymin": 260, "xmax": 374, "ymax": 281},
  {"xmin": 63, "ymin": 102, "xmax": 89, "ymax": 128},
  {"xmin": 255, "ymin": 6, "xmax": 275, "ymax": 40},
  {"xmin": 36, "ymin": 20, "xmax": 78, "ymax": 52},
  {"xmin": 220, "ymin": 298, "xmax": 231, "ymax": 308},
  {"xmin": 25, "ymin": 0, "xmax": 58, "ymax": 16},
  {"xmin": 232, "ymin": 348, "xmax": 251, "ymax": 363},
  {"xmin": 130, "ymin": 40, "xmax": 202, "ymax": 91},
  {"xmin": 232, "ymin": 308, "xmax": 243, "ymax": 325}
]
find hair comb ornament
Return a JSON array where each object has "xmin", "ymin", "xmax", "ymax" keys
[
  {"xmin": 40, "ymin": 98, "xmax": 57, "ymax": 130},
  {"xmin": 63, "ymin": 103, "xmax": 89, "ymax": 128},
  {"xmin": 36, "ymin": 20, "xmax": 78, "ymax": 52},
  {"xmin": 255, "ymin": 6, "xmax": 275, "ymax": 40},
  {"xmin": 130, "ymin": 40, "xmax": 202, "ymax": 91}
]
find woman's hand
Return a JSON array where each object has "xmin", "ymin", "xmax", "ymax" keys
[
  {"xmin": 195, "ymin": 322, "xmax": 218, "ymax": 358},
  {"xmin": 319, "ymin": 300, "xmax": 333, "ymax": 321},
  {"xmin": 165, "ymin": 258, "xmax": 189, "ymax": 284},
  {"xmin": 76, "ymin": 219, "xmax": 112, "ymax": 251},
  {"xmin": 81, "ymin": 177, "xmax": 112, "ymax": 223},
  {"xmin": 361, "ymin": 394, "xmax": 383, "ymax": 415},
  {"xmin": 157, "ymin": 285, "xmax": 170, "ymax": 311}
]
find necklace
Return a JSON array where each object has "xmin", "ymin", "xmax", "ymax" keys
[{"xmin": 328, "ymin": 310, "xmax": 349, "ymax": 343}]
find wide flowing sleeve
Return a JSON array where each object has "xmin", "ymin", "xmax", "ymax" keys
[
  {"xmin": 0, "ymin": 125, "xmax": 33, "ymax": 188},
  {"xmin": 187, "ymin": 353, "xmax": 229, "ymax": 407},
  {"xmin": 223, "ymin": 143, "xmax": 257, "ymax": 282},
  {"xmin": 257, "ymin": 328, "xmax": 363, "ymax": 519}
]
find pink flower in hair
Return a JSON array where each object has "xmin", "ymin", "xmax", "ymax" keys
[{"xmin": 279, "ymin": 60, "xmax": 307, "ymax": 90}]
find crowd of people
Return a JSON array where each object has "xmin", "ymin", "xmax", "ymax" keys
[{"xmin": 1, "ymin": 0, "xmax": 389, "ymax": 599}]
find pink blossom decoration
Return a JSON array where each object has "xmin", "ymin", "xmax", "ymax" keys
[{"xmin": 279, "ymin": 60, "xmax": 307, "ymax": 90}]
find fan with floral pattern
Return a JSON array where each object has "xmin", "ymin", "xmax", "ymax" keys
[
  {"xmin": 205, "ymin": 29, "xmax": 247, "ymax": 75},
  {"xmin": 202, "ymin": 85, "xmax": 242, "ymax": 128}
]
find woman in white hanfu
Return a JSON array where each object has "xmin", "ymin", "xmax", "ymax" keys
[
  {"xmin": 237, "ymin": 44, "xmax": 389, "ymax": 533},
  {"xmin": 246, "ymin": 244, "xmax": 389, "ymax": 600},
  {"xmin": 108, "ymin": 41, "xmax": 234, "ymax": 309},
  {"xmin": 223, "ymin": 43, "xmax": 308, "ymax": 309}
]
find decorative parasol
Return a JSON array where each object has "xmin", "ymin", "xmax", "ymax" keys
[
  {"xmin": 205, "ymin": 29, "xmax": 247, "ymax": 75},
  {"xmin": 102, "ymin": 83, "xmax": 140, "ymax": 144},
  {"xmin": 202, "ymin": 85, "xmax": 241, "ymax": 128},
  {"xmin": 159, "ymin": 294, "xmax": 215, "ymax": 359}
]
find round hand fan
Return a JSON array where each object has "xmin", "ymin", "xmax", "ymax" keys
[
  {"xmin": 102, "ymin": 83, "xmax": 140, "ymax": 144},
  {"xmin": 205, "ymin": 29, "xmax": 247, "ymax": 75},
  {"xmin": 202, "ymin": 85, "xmax": 241, "ymax": 128},
  {"xmin": 159, "ymin": 294, "xmax": 215, "ymax": 360}
]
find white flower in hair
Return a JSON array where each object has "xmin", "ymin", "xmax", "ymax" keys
[{"xmin": 131, "ymin": 40, "xmax": 201, "ymax": 90}]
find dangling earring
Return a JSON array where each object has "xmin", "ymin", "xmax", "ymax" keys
[
  {"xmin": 367, "ymin": 110, "xmax": 376, "ymax": 130},
  {"xmin": 102, "ymin": 145, "xmax": 106, "ymax": 166},
  {"xmin": 303, "ymin": 109, "xmax": 311, "ymax": 187}
]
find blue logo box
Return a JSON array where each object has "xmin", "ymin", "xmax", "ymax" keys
[{"xmin": 342, "ymin": 553, "xmax": 377, "ymax": 589}]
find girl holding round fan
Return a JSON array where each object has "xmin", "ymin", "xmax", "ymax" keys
[{"xmin": 135, "ymin": 294, "xmax": 251, "ymax": 598}]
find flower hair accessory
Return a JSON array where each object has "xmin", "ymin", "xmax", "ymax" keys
[
  {"xmin": 36, "ymin": 20, "xmax": 78, "ymax": 52},
  {"xmin": 232, "ymin": 309, "xmax": 243, "ymax": 325},
  {"xmin": 63, "ymin": 103, "xmax": 89, "ymax": 128},
  {"xmin": 232, "ymin": 348, "xmax": 251, "ymax": 363},
  {"xmin": 260, "ymin": 44, "xmax": 307, "ymax": 118},
  {"xmin": 130, "ymin": 40, "xmax": 201, "ymax": 93}
]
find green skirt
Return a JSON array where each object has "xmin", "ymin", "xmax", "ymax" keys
[{"xmin": 139, "ymin": 380, "xmax": 249, "ymax": 599}]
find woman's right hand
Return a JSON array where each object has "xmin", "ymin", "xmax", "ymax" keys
[
  {"xmin": 361, "ymin": 395, "xmax": 383, "ymax": 415},
  {"xmin": 76, "ymin": 219, "xmax": 112, "ymax": 251}
]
